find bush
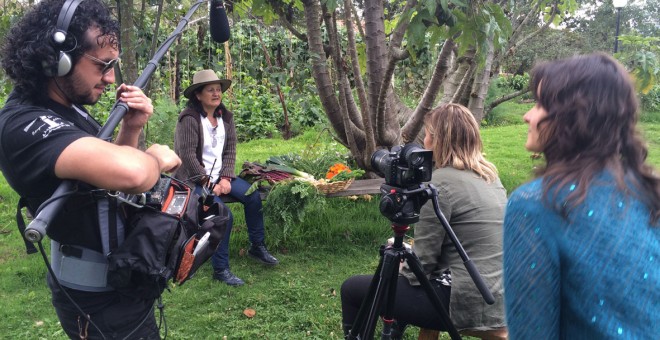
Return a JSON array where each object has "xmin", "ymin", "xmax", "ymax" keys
[
  {"xmin": 230, "ymin": 75, "xmax": 326, "ymax": 141},
  {"xmin": 640, "ymin": 85, "xmax": 660, "ymax": 116},
  {"xmin": 145, "ymin": 96, "xmax": 180, "ymax": 147},
  {"xmin": 497, "ymin": 73, "xmax": 530, "ymax": 91},
  {"xmin": 262, "ymin": 180, "xmax": 326, "ymax": 248}
]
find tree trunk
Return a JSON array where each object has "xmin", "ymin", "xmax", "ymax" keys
[
  {"xmin": 144, "ymin": 0, "xmax": 164, "ymax": 94},
  {"xmin": 441, "ymin": 48, "xmax": 474, "ymax": 104},
  {"xmin": 116, "ymin": 0, "xmax": 146, "ymax": 149},
  {"xmin": 301, "ymin": 0, "xmax": 346, "ymax": 144},
  {"xmin": 468, "ymin": 37, "xmax": 494, "ymax": 123},
  {"xmin": 343, "ymin": 0, "xmax": 375, "ymax": 166}
]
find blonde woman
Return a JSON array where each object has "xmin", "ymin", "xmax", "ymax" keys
[{"xmin": 341, "ymin": 104, "xmax": 508, "ymax": 339}]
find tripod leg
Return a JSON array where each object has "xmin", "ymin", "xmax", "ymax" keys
[
  {"xmin": 347, "ymin": 247, "xmax": 404, "ymax": 340},
  {"xmin": 347, "ymin": 247, "xmax": 386, "ymax": 339},
  {"xmin": 404, "ymin": 252, "xmax": 462, "ymax": 340},
  {"xmin": 379, "ymin": 249, "xmax": 404, "ymax": 340}
]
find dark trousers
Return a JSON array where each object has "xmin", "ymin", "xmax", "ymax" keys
[
  {"xmin": 48, "ymin": 274, "xmax": 159, "ymax": 339},
  {"xmin": 341, "ymin": 274, "xmax": 452, "ymax": 331},
  {"xmin": 201, "ymin": 177, "xmax": 266, "ymax": 270}
]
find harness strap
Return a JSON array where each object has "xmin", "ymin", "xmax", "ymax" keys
[
  {"xmin": 51, "ymin": 240, "xmax": 114, "ymax": 292},
  {"xmin": 16, "ymin": 197, "xmax": 38, "ymax": 254},
  {"xmin": 95, "ymin": 190, "xmax": 125, "ymax": 255}
]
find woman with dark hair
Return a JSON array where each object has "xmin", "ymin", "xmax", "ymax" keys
[
  {"xmin": 341, "ymin": 104, "xmax": 508, "ymax": 339},
  {"xmin": 174, "ymin": 69, "xmax": 278, "ymax": 287},
  {"xmin": 503, "ymin": 53, "xmax": 660, "ymax": 338}
]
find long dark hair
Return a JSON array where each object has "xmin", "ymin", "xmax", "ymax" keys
[
  {"xmin": 531, "ymin": 52, "xmax": 660, "ymax": 223},
  {"xmin": 0, "ymin": 0, "xmax": 119, "ymax": 102}
]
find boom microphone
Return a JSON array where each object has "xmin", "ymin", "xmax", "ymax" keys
[{"xmin": 210, "ymin": 0, "xmax": 230, "ymax": 43}]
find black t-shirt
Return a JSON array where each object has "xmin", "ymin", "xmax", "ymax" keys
[{"xmin": 0, "ymin": 92, "xmax": 105, "ymax": 249}]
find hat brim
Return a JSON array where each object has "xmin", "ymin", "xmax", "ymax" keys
[{"xmin": 183, "ymin": 79, "xmax": 232, "ymax": 99}]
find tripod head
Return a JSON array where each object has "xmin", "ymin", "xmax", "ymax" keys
[{"xmin": 378, "ymin": 184, "xmax": 431, "ymax": 226}]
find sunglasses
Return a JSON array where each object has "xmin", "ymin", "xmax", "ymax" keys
[{"xmin": 83, "ymin": 53, "xmax": 120, "ymax": 75}]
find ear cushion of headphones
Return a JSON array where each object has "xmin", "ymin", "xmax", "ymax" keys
[{"xmin": 43, "ymin": 51, "xmax": 72, "ymax": 77}]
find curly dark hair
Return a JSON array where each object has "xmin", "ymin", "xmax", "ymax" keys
[
  {"xmin": 0, "ymin": 0, "xmax": 119, "ymax": 103},
  {"xmin": 530, "ymin": 52, "xmax": 660, "ymax": 224}
]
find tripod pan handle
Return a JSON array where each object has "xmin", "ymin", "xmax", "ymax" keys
[{"xmin": 465, "ymin": 259, "xmax": 495, "ymax": 304}]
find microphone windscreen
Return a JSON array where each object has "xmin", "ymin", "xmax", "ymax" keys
[{"xmin": 210, "ymin": 0, "xmax": 230, "ymax": 43}]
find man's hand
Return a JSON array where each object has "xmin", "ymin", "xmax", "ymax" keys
[
  {"xmin": 117, "ymin": 84, "xmax": 153, "ymax": 131},
  {"xmin": 145, "ymin": 144, "xmax": 181, "ymax": 173}
]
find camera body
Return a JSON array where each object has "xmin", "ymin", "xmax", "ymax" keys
[{"xmin": 371, "ymin": 143, "xmax": 433, "ymax": 189}]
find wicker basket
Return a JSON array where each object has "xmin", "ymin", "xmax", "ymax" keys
[{"xmin": 315, "ymin": 178, "xmax": 354, "ymax": 195}]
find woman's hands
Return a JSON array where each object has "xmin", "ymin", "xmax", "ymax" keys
[{"xmin": 213, "ymin": 178, "xmax": 232, "ymax": 195}]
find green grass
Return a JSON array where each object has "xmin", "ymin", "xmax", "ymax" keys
[{"xmin": 1, "ymin": 118, "xmax": 660, "ymax": 339}]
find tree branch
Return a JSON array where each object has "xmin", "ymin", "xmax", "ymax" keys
[
  {"xmin": 486, "ymin": 88, "xmax": 530, "ymax": 114},
  {"xmin": 506, "ymin": 0, "xmax": 558, "ymax": 57},
  {"xmin": 401, "ymin": 38, "xmax": 456, "ymax": 143},
  {"xmin": 344, "ymin": 0, "xmax": 375, "ymax": 165}
]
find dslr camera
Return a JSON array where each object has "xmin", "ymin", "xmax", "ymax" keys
[
  {"xmin": 371, "ymin": 144, "xmax": 434, "ymax": 225},
  {"xmin": 371, "ymin": 143, "xmax": 433, "ymax": 189}
]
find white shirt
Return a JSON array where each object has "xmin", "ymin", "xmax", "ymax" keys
[{"xmin": 200, "ymin": 115, "xmax": 225, "ymax": 183}]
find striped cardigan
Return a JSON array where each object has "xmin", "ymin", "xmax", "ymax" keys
[{"xmin": 173, "ymin": 105, "xmax": 236, "ymax": 187}]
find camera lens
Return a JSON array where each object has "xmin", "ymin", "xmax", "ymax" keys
[{"xmin": 371, "ymin": 149, "xmax": 391, "ymax": 176}]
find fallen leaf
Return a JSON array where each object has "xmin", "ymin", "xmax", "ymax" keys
[
  {"xmin": 35, "ymin": 321, "xmax": 44, "ymax": 327},
  {"xmin": 243, "ymin": 308, "xmax": 256, "ymax": 318},
  {"xmin": 330, "ymin": 288, "xmax": 336, "ymax": 297}
]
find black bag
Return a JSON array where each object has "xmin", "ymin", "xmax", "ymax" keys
[{"xmin": 107, "ymin": 176, "xmax": 228, "ymax": 299}]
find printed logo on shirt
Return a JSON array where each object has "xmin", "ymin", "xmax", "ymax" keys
[{"xmin": 24, "ymin": 115, "xmax": 72, "ymax": 138}]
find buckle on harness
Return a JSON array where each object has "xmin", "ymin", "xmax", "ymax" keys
[{"xmin": 60, "ymin": 244, "xmax": 83, "ymax": 258}]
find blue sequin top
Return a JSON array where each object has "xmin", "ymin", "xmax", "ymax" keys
[{"xmin": 503, "ymin": 171, "xmax": 660, "ymax": 339}]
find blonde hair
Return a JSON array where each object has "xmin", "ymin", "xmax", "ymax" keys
[{"xmin": 424, "ymin": 103, "xmax": 498, "ymax": 183}]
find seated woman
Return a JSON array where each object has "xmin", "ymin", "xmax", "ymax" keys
[
  {"xmin": 504, "ymin": 53, "xmax": 660, "ymax": 338},
  {"xmin": 340, "ymin": 103, "xmax": 508, "ymax": 339},
  {"xmin": 174, "ymin": 69, "xmax": 278, "ymax": 287}
]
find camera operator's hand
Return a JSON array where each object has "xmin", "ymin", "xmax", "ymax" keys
[
  {"xmin": 213, "ymin": 178, "xmax": 232, "ymax": 195},
  {"xmin": 146, "ymin": 144, "xmax": 181, "ymax": 173},
  {"xmin": 116, "ymin": 84, "xmax": 153, "ymax": 131}
]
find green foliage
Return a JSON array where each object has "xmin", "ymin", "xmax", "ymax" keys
[
  {"xmin": 329, "ymin": 168, "xmax": 365, "ymax": 182},
  {"xmin": 231, "ymin": 74, "xmax": 326, "ymax": 141},
  {"xmin": 271, "ymin": 145, "xmax": 354, "ymax": 179},
  {"xmin": 145, "ymin": 96, "xmax": 181, "ymax": 147},
  {"xmin": 262, "ymin": 180, "xmax": 326, "ymax": 247},
  {"xmin": 640, "ymin": 85, "xmax": 660, "ymax": 116},
  {"xmin": 616, "ymin": 35, "xmax": 659, "ymax": 94},
  {"xmin": 497, "ymin": 73, "xmax": 530, "ymax": 91}
]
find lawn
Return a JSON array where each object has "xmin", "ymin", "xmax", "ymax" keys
[{"xmin": 1, "ymin": 116, "xmax": 659, "ymax": 339}]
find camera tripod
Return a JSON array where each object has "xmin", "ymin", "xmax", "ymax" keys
[{"xmin": 346, "ymin": 184, "xmax": 494, "ymax": 340}]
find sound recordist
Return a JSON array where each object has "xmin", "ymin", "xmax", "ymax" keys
[{"xmin": 0, "ymin": 0, "xmax": 180, "ymax": 338}]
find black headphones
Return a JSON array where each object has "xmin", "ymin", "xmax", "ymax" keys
[{"xmin": 43, "ymin": 0, "xmax": 85, "ymax": 77}]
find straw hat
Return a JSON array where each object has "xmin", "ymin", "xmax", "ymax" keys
[{"xmin": 183, "ymin": 69, "xmax": 232, "ymax": 99}]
